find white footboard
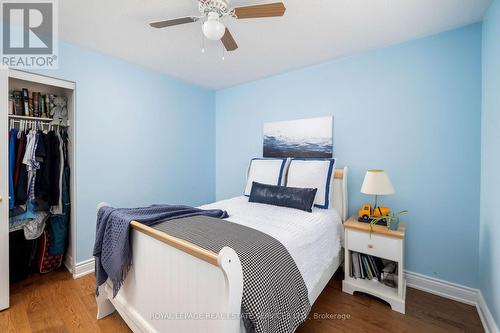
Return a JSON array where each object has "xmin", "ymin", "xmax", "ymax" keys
[{"xmin": 96, "ymin": 203, "xmax": 243, "ymax": 333}]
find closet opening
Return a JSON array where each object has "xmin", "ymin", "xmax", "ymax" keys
[{"xmin": 1, "ymin": 70, "xmax": 76, "ymax": 306}]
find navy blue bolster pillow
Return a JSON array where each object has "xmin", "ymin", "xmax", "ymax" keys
[{"xmin": 248, "ymin": 182, "xmax": 318, "ymax": 212}]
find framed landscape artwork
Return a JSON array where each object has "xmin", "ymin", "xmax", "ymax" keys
[{"xmin": 263, "ymin": 116, "xmax": 333, "ymax": 158}]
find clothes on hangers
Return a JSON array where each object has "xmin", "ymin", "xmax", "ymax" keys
[
  {"xmin": 34, "ymin": 130, "xmax": 47, "ymax": 201},
  {"xmin": 8, "ymin": 128, "xmax": 18, "ymax": 209},
  {"xmin": 8, "ymin": 120, "xmax": 71, "ymax": 254},
  {"xmin": 22, "ymin": 129, "xmax": 40, "ymax": 201},
  {"xmin": 14, "ymin": 131, "xmax": 25, "ymax": 191},
  {"xmin": 50, "ymin": 130, "xmax": 64, "ymax": 215},
  {"xmin": 49, "ymin": 129, "xmax": 70, "ymax": 256},
  {"xmin": 46, "ymin": 131, "xmax": 61, "ymax": 206},
  {"xmin": 14, "ymin": 131, "xmax": 28, "ymax": 205}
]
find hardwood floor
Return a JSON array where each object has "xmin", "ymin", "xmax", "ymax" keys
[
  {"xmin": 0, "ymin": 268, "xmax": 484, "ymax": 333},
  {"xmin": 297, "ymin": 271, "xmax": 484, "ymax": 333}
]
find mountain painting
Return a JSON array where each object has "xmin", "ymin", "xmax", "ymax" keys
[{"xmin": 263, "ymin": 116, "xmax": 333, "ymax": 158}]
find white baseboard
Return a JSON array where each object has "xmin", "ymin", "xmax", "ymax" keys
[
  {"xmin": 404, "ymin": 270, "xmax": 477, "ymax": 305},
  {"xmin": 73, "ymin": 258, "xmax": 95, "ymax": 279},
  {"xmin": 63, "ymin": 254, "xmax": 74, "ymax": 275},
  {"xmin": 64, "ymin": 254, "xmax": 95, "ymax": 279},
  {"xmin": 477, "ymin": 290, "xmax": 500, "ymax": 333},
  {"xmin": 404, "ymin": 270, "xmax": 499, "ymax": 333}
]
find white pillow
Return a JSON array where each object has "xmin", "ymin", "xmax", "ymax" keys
[
  {"xmin": 286, "ymin": 159, "xmax": 336, "ymax": 208},
  {"xmin": 245, "ymin": 158, "xmax": 288, "ymax": 196}
]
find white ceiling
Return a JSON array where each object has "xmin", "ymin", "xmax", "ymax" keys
[{"xmin": 60, "ymin": 0, "xmax": 491, "ymax": 90}]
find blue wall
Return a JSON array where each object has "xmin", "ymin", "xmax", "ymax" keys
[
  {"xmin": 481, "ymin": 0, "xmax": 500, "ymax": 327},
  {"xmin": 216, "ymin": 25, "xmax": 482, "ymax": 288},
  {"xmin": 36, "ymin": 42, "xmax": 216, "ymax": 262}
]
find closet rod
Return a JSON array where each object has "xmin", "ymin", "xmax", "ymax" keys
[
  {"xmin": 8, "ymin": 115, "xmax": 53, "ymax": 122},
  {"xmin": 9, "ymin": 119, "xmax": 67, "ymax": 129}
]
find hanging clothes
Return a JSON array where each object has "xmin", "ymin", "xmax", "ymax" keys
[
  {"xmin": 49, "ymin": 129, "xmax": 70, "ymax": 255},
  {"xmin": 50, "ymin": 130, "xmax": 64, "ymax": 215},
  {"xmin": 22, "ymin": 130, "xmax": 40, "ymax": 201},
  {"xmin": 34, "ymin": 130, "xmax": 47, "ymax": 203},
  {"xmin": 8, "ymin": 120, "xmax": 71, "ymax": 259},
  {"xmin": 14, "ymin": 131, "xmax": 28, "ymax": 205},
  {"xmin": 46, "ymin": 131, "xmax": 61, "ymax": 206},
  {"xmin": 8, "ymin": 128, "xmax": 18, "ymax": 209}
]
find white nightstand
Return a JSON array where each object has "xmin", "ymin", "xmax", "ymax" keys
[{"xmin": 342, "ymin": 215, "xmax": 406, "ymax": 314}]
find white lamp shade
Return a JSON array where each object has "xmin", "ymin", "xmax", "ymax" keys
[
  {"xmin": 360, "ymin": 170, "xmax": 395, "ymax": 195},
  {"xmin": 202, "ymin": 17, "xmax": 225, "ymax": 40}
]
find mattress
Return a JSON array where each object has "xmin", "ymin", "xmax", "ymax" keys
[{"xmin": 200, "ymin": 196, "xmax": 343, "ymax": 302}]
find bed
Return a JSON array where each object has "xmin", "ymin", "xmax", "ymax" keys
[{"xmin": 96, "ymin": 167, "xmax": 348, "ymax": 333}]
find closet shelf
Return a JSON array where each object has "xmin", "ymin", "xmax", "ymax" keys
[{"xmin": 8, "ymin": 115, "xmax": 53, "ymax": 121}]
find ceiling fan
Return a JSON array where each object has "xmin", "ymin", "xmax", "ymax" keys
[{"xmin": 149, "ymin": 0, "xmax": 286, "ymax": 52}]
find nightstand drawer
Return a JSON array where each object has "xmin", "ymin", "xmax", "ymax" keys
[{"xmin": 347, "ymin": 229, "xmax": 400, "ymax": 261}]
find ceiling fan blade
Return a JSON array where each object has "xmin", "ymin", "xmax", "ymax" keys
[
  {"xmin": 234, "ymin": 2, "xmax": 286, "ymax": 19},
  {"xmin": 149, "ymin": 17, "xmax": 199, "ymax": 28},
  {"xmin": 221, "ymin": 28, "xmax": 238, "ymax": 51}
]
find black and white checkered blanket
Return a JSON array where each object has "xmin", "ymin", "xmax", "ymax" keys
[{"xmin": 153, "ymin": 215, "xmax": 311, "ymax": 333}]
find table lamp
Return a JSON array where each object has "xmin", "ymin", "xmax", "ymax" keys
[{"xmin": 360, "ymin": 170, "xmax": 395, "ymax": 209}]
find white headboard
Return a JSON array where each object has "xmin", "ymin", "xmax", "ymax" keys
[{"xmin": 332, "ymin": 167, "xmax": 348, "ymax": 222}]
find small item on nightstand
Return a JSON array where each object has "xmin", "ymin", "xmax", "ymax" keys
[
  {"xmin": 371, "ymin": 210, "xmax": 408, "ymax": 231},
  {"xmin": 382, "ymin": 273, "xmax": 397, "ymax": 288},
  {"xmin": 359, "ymin": 170, "xmax": 395, "ymax": 223},
  {"xmin": 382, "ymin": 261, "xmax": 396, "ymax": 273},
  {"xmin": 382, "ymin": 260, "xmax": 398, "ymax": 288},
  {"xmin": 358, "ymin": 203, "xmax": 391, "ymax": 224}
]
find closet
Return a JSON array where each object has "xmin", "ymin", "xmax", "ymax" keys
[{"xmin": 0, "ymin": 69, "xmax": 76, "ymax": 310}]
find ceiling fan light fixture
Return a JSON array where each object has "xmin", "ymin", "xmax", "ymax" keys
[
  {"xmin": 202, "ymin": 12, "xmax": 225, "ymax": 40},
  {"xmin": 149, "ymin": 1, "xmax": 286, "ymax": 52}
]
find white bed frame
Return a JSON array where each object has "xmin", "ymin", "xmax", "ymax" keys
[{"xmin": 96, "ymin": 167, "xmax": 348, "ymax": 333}]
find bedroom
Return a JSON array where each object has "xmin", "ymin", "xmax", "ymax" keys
[{"xmin": 0, "ymin": 0, "xmax": 498, "ymax": 332}]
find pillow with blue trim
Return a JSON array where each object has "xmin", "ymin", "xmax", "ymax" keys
[
  {"xmin": 286, "ymin": 159, "xmax": 336, "ymax": 209},
  {"xmin": 244, "ymin": 158, "xmax": 288, "ymax": 196}
]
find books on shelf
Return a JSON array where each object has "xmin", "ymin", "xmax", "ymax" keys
[
  {"xmin": 349, "ymin": 251, "xmax": 392, "ymax": 284},
  {"xmin": 9, "ymin": 88, "xmax": 56, "ymax": 118},
  {"xmin": 12, "ymin": 91, "xmax": 23, "ymax": 116},
  {"xmin": 40, "ymin": 94, "xmax": 46, "ymax": 118},
  {"xmin": 22, "ymin": 88, "xmax": 29, "ymax": 116},
  {"xmin": 8, "ymin": 93, "xmax": 14, "ymax": 115},
  {"xmin": 44, "ymin": 95, "xmax": 50, "ymax": 118},
  {"xmin": 352, "ymin": 252, "xmax": 361, "ymax": 278},
  {"xmin": 33, "ymin": 92, "xmax": 40, "ymax": 117}
]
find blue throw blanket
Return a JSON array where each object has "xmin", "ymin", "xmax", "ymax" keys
[{"xmin": 93, "ymin": 205, "xmax": 228, "ymax": 297}]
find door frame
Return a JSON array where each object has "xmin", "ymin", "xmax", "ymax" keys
[
  {"xmin": 0, "ymin": 68, "xmax": 77, "ymax": 310},
  {"xmin": 0, "ymin": 67, "xmax": 9, "ymax": 310}
]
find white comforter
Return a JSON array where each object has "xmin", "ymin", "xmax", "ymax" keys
[{"xmin": 200, "ymin": 196, "xmax": 343, "ymax": 300}]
